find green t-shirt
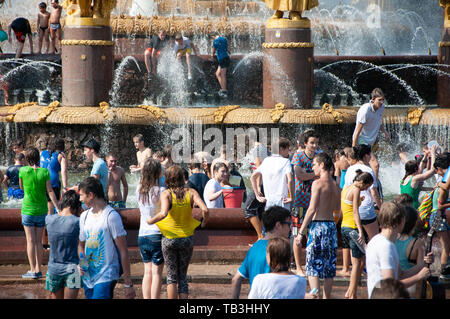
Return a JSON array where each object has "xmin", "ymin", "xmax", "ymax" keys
[{"xmin": 19, "ymin": 166, "xmax": 50, "ymax": 216}]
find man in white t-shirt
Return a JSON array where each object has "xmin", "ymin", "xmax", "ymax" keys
[
  {"xmin": 203, "ymin": 162, "xmax": 228, "ymax": 208},
  {"xmin": 352, "ymin": 88, "xmax": 390, "ymax": 181},
  {"xmin": 366, "ymin": 202, "xmax": 432, "ymax": 298},
  {"xmin": 250, "ymin": 137, "xmax": 294, "ymax": 211},
  {"xmin": 174, "ymin": 33, "xmax": 199, "ymax": 80},
  {"xmin": 78, "ymin": 177, "xmax": 135, "ymax": 299}
]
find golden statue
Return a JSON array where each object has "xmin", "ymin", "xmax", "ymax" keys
[
  {"xmin": 262, "ymin": 0, "xmax": 319, "ymax": 20},
  {"xmin": 62, "ymin": 0, "xmax": 117, "ymax": 25},
  {"xmin": 440, "ymin": 0, "xmax": 450, "ymax": 28}
]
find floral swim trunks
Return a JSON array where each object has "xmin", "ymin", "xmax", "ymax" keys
[
  {"xmin": 305, "ymin": 220, "xmax": 338, "ymax": 279},
  {"xmin": 109, "ymin": 201, "xmax": 126, "ymax": 209},
  {"xmin": 45, "ymin": 264, "xmax": 81, "ymax": 293}
]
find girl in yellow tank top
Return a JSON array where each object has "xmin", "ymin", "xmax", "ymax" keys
[
  {"xmin": 340, "ymin": 169, "xmax": 373, "ymax": 299},
  {"xmin": 147, "ymin": 166, "xmax": 209, "ymax": 238}
]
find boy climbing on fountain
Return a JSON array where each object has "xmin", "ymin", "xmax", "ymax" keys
[
  {"xmin": 174, "ymin": 33, "xmax": 199, "ymax": 80},
  {"xmin": 7, "ymin": 17, "xmax": 34, "ymax": 58},
  {"xmin": 210, "ymin": 32, "xmax": 231, "ymax": 99},
  {"xmin": 49, "ymin": 0, "xmax": 63, "ymax": 54}
]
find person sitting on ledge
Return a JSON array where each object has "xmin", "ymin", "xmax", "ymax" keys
[
  {"xmin": 144, "ymin": 29, "xmax": 168, "ymax": 76},
  {"xmin": 174, "ymin": 33, "xmax": 199, "ymax": 80}
]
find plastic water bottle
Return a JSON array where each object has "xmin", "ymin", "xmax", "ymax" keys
[
  {"xmin": 79, "ymin": 252, "xmax": 89, "ymax": 272},
  {"xmin": 349, "ymin": 229, "xmax": 366, "ymax": 254}
]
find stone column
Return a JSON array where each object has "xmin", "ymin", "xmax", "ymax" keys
[
  {"xmin": 61, "ymin": 15, "xmax": 114, "ymax": 106},
  {"xmin": 263, "ymin": 18, "xmax": 314, "ymax": 109},
  {"xmin": 438, "ymin": 0, "xmax": 450, "ymax": 108}
]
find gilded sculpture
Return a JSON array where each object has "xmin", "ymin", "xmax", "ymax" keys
[
  {"xmin": 440, "ymin": 0, "xmax": 450, "ymax": 28},
  {"xmin": 261, "ymin": 0, "xmax": 319, "ymax": 21},
  {"xmin": 62, "ymin": 0, "xmax": 117, "ymax": 22}
]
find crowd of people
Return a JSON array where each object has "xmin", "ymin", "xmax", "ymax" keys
[{"xmin": 1, "ymin": 87, "xmax": 449, "ymax": 300}]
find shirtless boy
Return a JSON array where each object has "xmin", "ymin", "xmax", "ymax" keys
[
  {"xmin": 49, "ymin": 0, "xmax": 62, "ymax": 54},
  {"xmin": 37, "ymin": 2, "xmax": 50, "ymax": 54},
  {"xmin": 106, "ymin": 153, "xmax": 128, "ymax": 209},
  {"xmin": 295, "ymin": 152, "xmax": 340, "ymax": 299},
  {"xmin": 129, "ymin": 134, "xmax": 152, "ymax": 173}
]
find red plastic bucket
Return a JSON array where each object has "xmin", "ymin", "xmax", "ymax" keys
[{"xmin": 222, "ymin": 187, "xmax": 245, "ymax": 208}]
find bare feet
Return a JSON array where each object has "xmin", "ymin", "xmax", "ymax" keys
[{"xmin": 337, "ymin": 270, "xmax": 351, "ymax": 277}]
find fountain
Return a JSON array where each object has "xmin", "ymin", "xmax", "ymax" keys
[{"xmin": 0, "ymin": 0, "xmax": 449, "ymax": 265}]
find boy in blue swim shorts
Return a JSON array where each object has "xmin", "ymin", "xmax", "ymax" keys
[{"xmin": 296, "ymin": 153, "xmax": 340, "ymax": 299}]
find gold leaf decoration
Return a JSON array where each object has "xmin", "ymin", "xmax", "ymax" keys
[{"xmin": 213, "ymin": 105, "xmax": 240, "ymax": 124}]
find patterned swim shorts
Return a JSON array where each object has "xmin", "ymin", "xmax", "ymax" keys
[
  {"xmin": 45, "ymin": 265, "xmax": 82, "ymax": 293},
  {"xmin": 305, "ymin": 220, "xmax": 338, "ymax": 279},
  {"xmin": 109, "ymin": 201, "xmax": 126, "ymax": 209}
]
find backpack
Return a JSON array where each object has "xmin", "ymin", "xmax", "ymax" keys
[
  {"xmin": 82, "ymin": 207, "xmax": 124, "ymax": 277},
  {"xmin": 418, "ymin": 187, "xmax": 436, "ymax": 229}
]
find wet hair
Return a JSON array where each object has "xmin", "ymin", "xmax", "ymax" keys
[
  {"xmin": 153, "ymin": 150, "xmax": 164, "ymax": 159},
  {"xmin": 188, "ymin": 157, "xmax": 202, "ymax": 170},
  {"xmin": 133, "ymin": 134, "xmax": 144, "ymax": 143},
  {"xmin": 353, "ymin": 169, "xmax": 374, "ymax": 185},
  {"xmin": 402, "ymin": 160, "xmax": 418, "ymax": 181},
  {"xmin": 11, "ymin": 140, "xmax": 24, "ymax": 149},
  {"xmin": 59, "ymin": 190, "xmax": 82, "ymax": 216},
  {"xmin": 78, "ymin": 176, "xmax": 105, "ymax": 200},
  {"xmin": 371, "ymin": 88, "xmax": 385, "ymax": 100},
  {"xmin": 392, "ymin": 193, "xmax": 413, "ymax": 207},
  {"xmin": 370, "ymin": 279, "xmax": 410, "ymax": 299},
  {"xmin": 267, "ymin": 237, "xmax": 291, "ymax": 273},
  {"xmin": 314, "ymin": 152, "xmax": 334, "ymax": 172},
  {"xmin": 353, "ymin": 144, "xmax": 372, "ymax": 161},
  {"xmin": 378, "ymin": 202, "xmax": 405, "ymax": 230},
  {"xmin": 52, "ymin": 0, "xmax": 59, "ymax": 3},
  {"xmin": 175, "ymin": 33, "xmax": 183, "ymax": 40},
  {"xmin": 24, "ymin": 147, "xmax": 40, "ymax": 166},
  {"xmin": 48, "ymin": 137, "xmax": 65, "ymax": 153},
  {"xmin": 164, "ymin": 165, "xmax": 186, "ymax": 200},
  {"xmin": 272, "ymin": 137, "xmax": 290, "ymax": 154},
  {"xmin": 213, "ymin": 161, "xmax": 228, "ymax": 173},
  {"xmin": 434, "ymin": 152, "xmax": 450, "ymax": 170},
  {"xmin": 262, "ymin": 205, "xmax": 291, "ymax": 232},
  {"xmin": 302, "ymin": 129, "xmax": 320, "ymax": 145},
  {"xmin": 14, "ymin": 152, "xmax": 25, "ymax": 161},
  {"xmin": 39, "ymin": 2, "xmax": 46, "ymax": 8},
  {"xmin": 139, "ymin": 158, "xmax": 162, "ymax": 205},
  {"xmin": 346, "ymin": 147, "xmax": 356, "ymax": 160},
  {"xmin": 400, "ymin": 205, "xmax": 418, "ymax": 235},
  {"xmin": 162, "ymin": 145, "xmax": 173, "ymax": 163},
  {"xmin": 106, "ymin": 152, "xmax": 117, "ymax": 160}
]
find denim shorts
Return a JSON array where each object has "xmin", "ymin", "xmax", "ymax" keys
[
  {"xmin": 138, "ymin": 234, "xmax": 164, "ymax": 265},
  {"xmin": 341, "ymin": 227, "xmax": 364, "ymax": 259},
  {"xmin": 21, "ymin": 213, "xmax": 46, "ymax": 227}
]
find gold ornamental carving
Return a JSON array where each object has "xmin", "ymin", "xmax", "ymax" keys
[
  {"xmin": 322, "ymin": 103, "xmax": 343, "ymax": 124},
  {"xmin": 266, "ymin": 17, "xmax": 311, "ymax": 29},
  {"xmin": 213, "ymin": 105, "xmax": 241, "ymax": 124},
  {"xmin": 407, "ymin": 107, "xmax": 426, "ymax": 126},
  {"xmin": 439, "ymin": 41, "xmax": 450, "ymax": 47},
  {"xmin": 38, "ymin": 101, "xmax": 61, "ymax": 122},
  {"xmin": 138, "ymin": 105, "xmax": 168, "ymax": 124},
  {"xmin": 6, "ymin": 102, "xmax": 38, "ymax": 122},
  {"xmin": 262, "ymin": 42, "xmax": 314, "ymax": 49},
  {"xmin": 61, "ymin": 39, "xmax": 115, "ymax": 46},
  {"xmin": 269, "ymin": 102, "xmax": 287, "ymax": 123}
]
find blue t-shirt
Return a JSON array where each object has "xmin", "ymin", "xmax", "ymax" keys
[
  {"xmin": 45, "ymin": 214, "xmax": 80, "ymax": 276},
  {"xmin": 188, "ymin": 173, "xmax": 210, "ymax": 202},
  {"xmin": 6, "ymin": 164, "xmax": 22, "ymax": 189},
  {"xmin": 213, "ymin": 36, "xmax": 229, "ymax": 62},
  {"xmin": 238, "ymin": 239, "xmax": 270, "ymax": 286},
  {"xmin": 91, "ymin": 158, "xmax": 109, "ymax": 196},
  {"xmin": 40, "ymin": 150, "xmax": 51, "ymax": 169}
]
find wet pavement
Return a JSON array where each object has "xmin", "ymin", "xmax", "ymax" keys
[{"xmin": 0, "ymin": 262, "xmax": 373, "ymax": 299}]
